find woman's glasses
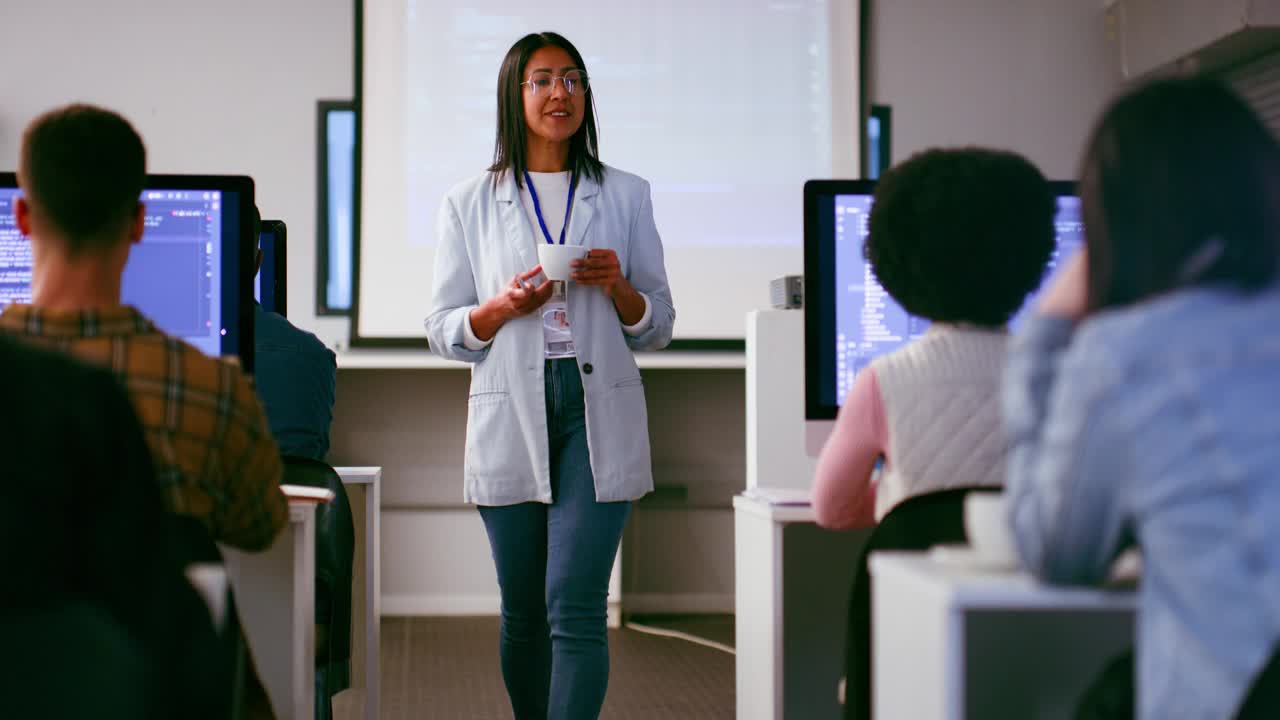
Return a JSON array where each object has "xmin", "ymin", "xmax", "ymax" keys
[{"xmin": 523, "ymin": 70, "xmax": 589, "ymax": 97}]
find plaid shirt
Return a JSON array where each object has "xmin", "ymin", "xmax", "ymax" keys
[{"xmin": 0, "ymin": 304, "xmax": 287, "ymax": 551}]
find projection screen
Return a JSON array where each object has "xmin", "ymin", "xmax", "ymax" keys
[{"xmin": 357, "ymin": 1, "xmax": 861, "ymax": 345}]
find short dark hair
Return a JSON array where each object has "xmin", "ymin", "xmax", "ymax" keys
[
  {"xmin": 1081, "ymin": 75, "xmax": 1280, "ymax": 310},
  {"xmin": 489, "ymin": 32, "xmax": 604, "ymax": 189},
  {"xmin": 865, "ymin": 148, "xmax": 1057, "ymax": 327},
  {"xmin": 18, "ymin": 104, "xmax": 146, "ymax": 255}
]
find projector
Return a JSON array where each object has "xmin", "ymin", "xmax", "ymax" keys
[{"xmin": 770, "ymin": 275, "xmax": 804, "ymax": 309}]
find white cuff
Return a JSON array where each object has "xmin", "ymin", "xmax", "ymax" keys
[
  {"xmin": 462, "ymin": 310, "xmax": 494, "ymax": 350},
  {"xmin": 622, "ymin": 292, "xmax": 653, "ymax": 337}
]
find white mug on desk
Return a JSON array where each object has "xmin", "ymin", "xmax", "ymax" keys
[{"xmin": 964, "ymin": 493, "xmax": 1019, "ymax": 567}]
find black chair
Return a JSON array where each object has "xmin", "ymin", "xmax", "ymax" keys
[
  {"xmin": 1236, "ymin": 642, "xmax": 1280, "ymax": 718},
  {"xmin": 843, "ymin": 486, "xmax": 1002, "ymax": 720},
  {"xmin": 3, "ymin": 604, "xmax": 150, "ymax": 719},
  {"xmin": 1073, "ymin": 631, "xmax": 1279, "ymax": 719},
  {"xmin": 282, "ymin": 456, "xmax": 356, "ymax": 720},
  {"xmin": 169, "ymin": 515, "xmax": 250, "ymax": 720}
]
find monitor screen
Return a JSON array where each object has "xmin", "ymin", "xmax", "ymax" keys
[
  {"xmin": 255, "ymin": 220, "xmax": 287, "ymax": 317},
  {"xmin": 805, "ymin": 179, "xmax": 1083, "ymax": 421},
  {"xmin": 0, "ymin": 187, "xmax": 29, "ymax": 310},
  {"xmin": 0, "ymin": 174, "xmax": 255, "ymax": 368}
]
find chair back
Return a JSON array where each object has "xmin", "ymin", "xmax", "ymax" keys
[
  {"xmin": 281, "ymin": 456, "xmax": 355, "ymax": 685},
  {"xmin": 844, "ymin": 486, "xmax": 1002, "ymax": 720},
  {"xmin": 1237, "ymin": 641, "xmax": 1280, "ymax": 718}
]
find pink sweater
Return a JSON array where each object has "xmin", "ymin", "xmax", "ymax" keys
[{"xmin": 811, "ymin": 367, "xmax": 888, "ymax": 530}]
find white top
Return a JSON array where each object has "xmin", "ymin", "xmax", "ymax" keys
[
  {"xmin": 462, "ymin": 170, "xmax": 652, "ymax": 354},
  {"xmin": 870, "ymin": 325, "xmax": 1009, "ymax": 519},
  {"xmin": 520, "ymin": 170, "xmax": 573, "ymax": 250}
]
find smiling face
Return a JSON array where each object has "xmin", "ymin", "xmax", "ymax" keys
[{"xmin": 521, "ymin": 45, "xmax": 586, "ymax": 147}]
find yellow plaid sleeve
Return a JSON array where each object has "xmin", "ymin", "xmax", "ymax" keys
[{"xmin": 210, "ymin": 365, "xmax": 288, "ymax": 552}]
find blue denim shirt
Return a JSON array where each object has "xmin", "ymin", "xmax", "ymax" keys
[
  {"xmin": 1003, "ymin": 286, "xmax": 1280, "ymax": 720},
  {"xmin": 253, "ymin": 304, "xmax": 337, "ymax": 461}
]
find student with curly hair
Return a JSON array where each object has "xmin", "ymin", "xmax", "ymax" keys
[{"xmin": 813, "ymin": 148, "xmax": 1056, "ymax": 529}]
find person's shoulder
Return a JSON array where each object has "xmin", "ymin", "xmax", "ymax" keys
[
  {"xmin": 255, "ymin": 307, "xmax": 335, "ymax": 359},
  {"xmin": 0, "ymin": 334, "xmax": 115, "ymax": 393},
  {"xmin": 1079, "ymin": 285, "xmax": 1280, "ymax": 371},
  {"xmin": 140, "ymin": 330, "xmax": 256, "ymax": 399}
]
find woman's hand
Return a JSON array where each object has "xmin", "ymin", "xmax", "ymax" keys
[
  {"xmin": 502, "ymin": 266, "xmax": 555, "ymax": 316},
  {"xmin": 571, "ymin": 249, "xmax": 627, "ymax": 297},
  {"xmin": 469, "ymin": 266, "xmax": 554, "ymax": 342},
  {"xmin": 572, "ymin": 249, "xmax": 647, "ymax": 326},
  {"xmin": 1038, "ymin": 250, "xmax": 1090, "ymax": 321}
]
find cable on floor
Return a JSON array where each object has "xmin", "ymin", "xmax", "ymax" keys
[{"xmin": 622, "ymin": 621, "xmax": 736, "ymax": 656}]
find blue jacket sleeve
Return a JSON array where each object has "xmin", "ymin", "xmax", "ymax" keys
[
  {"xmin": 424, "ymin": 196, "xmax": 491, "ymax": 363},
  {"xmin": 318, "ymin": 344, "xmax": 336, "ymax": 458},
  {"xmin": 1002, "ymin": 315, "xmax": 1133, "ymax": 586},
  {"xmin": 622, "ymin": 182, "xmax": 675, "ymax": 351}
]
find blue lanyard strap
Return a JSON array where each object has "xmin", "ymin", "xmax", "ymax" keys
[{"xmin": 524, "ymin": 169, "xmax": 579, "ymax": 245}]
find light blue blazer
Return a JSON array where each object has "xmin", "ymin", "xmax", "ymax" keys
[{"xmin": 424, "ymin": 165, "xmax": 675, "ymax": 505}]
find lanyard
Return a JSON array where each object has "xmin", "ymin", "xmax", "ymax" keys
[{"xmin": 524, "ymin": 169, "xmax": 579, "ymax": 245}]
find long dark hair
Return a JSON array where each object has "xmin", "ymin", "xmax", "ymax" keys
[
  {"xmin": 489, "ymin": 32, "xmax": 604, "ymax": 188},
  {"xmin": 1080, "ymin": 75, "xmax": 1280, "ymax": 311}
]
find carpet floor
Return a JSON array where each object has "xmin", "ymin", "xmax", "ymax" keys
[{"xmin": 333, "ymin": 615, "xmax": 735, "ymax": 719}]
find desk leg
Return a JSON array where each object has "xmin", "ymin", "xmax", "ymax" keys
[
  {"xmin": 296, "ymin": 510, "xmax": 318, "ymax": 720},
  {"xmin": 735, "ymin": 509, "xmax": 782, "ymax": 720},
  {"xmin": 223, "ymin": 507, "xmax": 316, "ymax": 720},
  {"xmin": 337, "ymin": 482, "xmax": 379, "ymax": 720},
  {"xmin": 608, "ymin": 544, "xmax": 622, "ymax": 629},
  {"xmin": 366, "ymin": 480, "xmax": 380, "ymax": 720},
  {"xmin": 872, "ymin": 565, "xmax": 954, "ymax": 720}
]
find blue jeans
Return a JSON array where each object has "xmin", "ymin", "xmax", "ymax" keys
[{"xmin": 478, "ymin": 359, "xmax": 632, "ymax": 720}]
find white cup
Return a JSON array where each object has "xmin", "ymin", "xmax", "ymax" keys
[
  {"xmin": 537, "ymin": 244, "xmax": 588, "ymax": 282},
  {"xmin": 964, "ymin": 493, "xmax": 1019, "ymax": 566}
]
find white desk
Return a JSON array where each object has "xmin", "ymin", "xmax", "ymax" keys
[
  {"xmin": 334, "ymin": 466, "xmax": 382, "ymax": 720},
  {"xmin": 222, "ymin": 501, "xmax": 317, "ymax": 720},
  {"xmin": 870, "ymin": 552, "xmax": 1137, "ymax": 719},
  {"xmin": 734, "ymin": 493, "xmax": 871, "ymax": 720}
]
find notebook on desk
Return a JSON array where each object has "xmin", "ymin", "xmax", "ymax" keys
[{"xmin": 742, "ymin": 487, "xmax": 812, "ymax": 506}]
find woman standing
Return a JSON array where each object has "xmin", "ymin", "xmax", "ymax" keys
[{"xmin": 425, "ymin": 32, "xmax": 674, "ymax": 719}]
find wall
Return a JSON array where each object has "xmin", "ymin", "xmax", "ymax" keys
[
  {"xmin": 0, "ymin": 0, "xmax": 353, "ymax": 349},
  {"xmin": 869, "ymin": 0, "xmax": 1122, "ymax": 178},
  {"xmin": 329, "ymin": 367, "xmax": 744, "ymax": 614},
  {"xmin": 4, "ymin": 0, "xmax": 1129, "ymax": 616},
  {"xmin": 1109, "ymin": 0, "xmax": 1280, "ymax": 79},
  {"xmin": 0, "ymin": 0, "xmax": 745, "ymax": 615}
]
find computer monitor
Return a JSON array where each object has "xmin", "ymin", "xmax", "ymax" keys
[
  {"xmin": 803, "ymin": 179, "xmax": 1083, "ymax": 454},
  {"xmin": 255, "ymin": 219, "xmax": 287, "ymax": 317},
  {"xmin": 0, "ymin": 173, "xmax": 257, "ymax": 369}
]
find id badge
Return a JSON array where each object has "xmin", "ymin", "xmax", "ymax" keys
[{"xmin": 542, "ymin": 284, "xmax": 575, "ymax": 358}]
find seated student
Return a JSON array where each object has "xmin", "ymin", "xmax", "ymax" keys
[
  {"xmin": 1004, "ymin": 76, "xmax": 1280, "ymax": 720},
  {"xmin": 0, "ymin": 103, "xmax": 286, "ymax": 551},
  {"xmin": 252, "ymin": 211, "xmax": 337, "ymax": 461},
  {"xmin": 812, "ymin": 148, "xmax": 1056, "ymax": 529},
  {"xmin": 250, "ymin": 210, "xmax": 347, "ymax": 718},
  {"xmin": 0, "ymin": 334, "xmax": 229, "ymax": 719}
]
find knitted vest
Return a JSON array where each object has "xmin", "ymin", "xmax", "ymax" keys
[{"xmin": 869, "ymin": 325, "xmax": 1009, "ymax": 519}]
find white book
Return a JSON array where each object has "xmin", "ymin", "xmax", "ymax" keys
[{"xmin": 742, "ymin": 487, "xmax": 812, "ymax": 506}]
